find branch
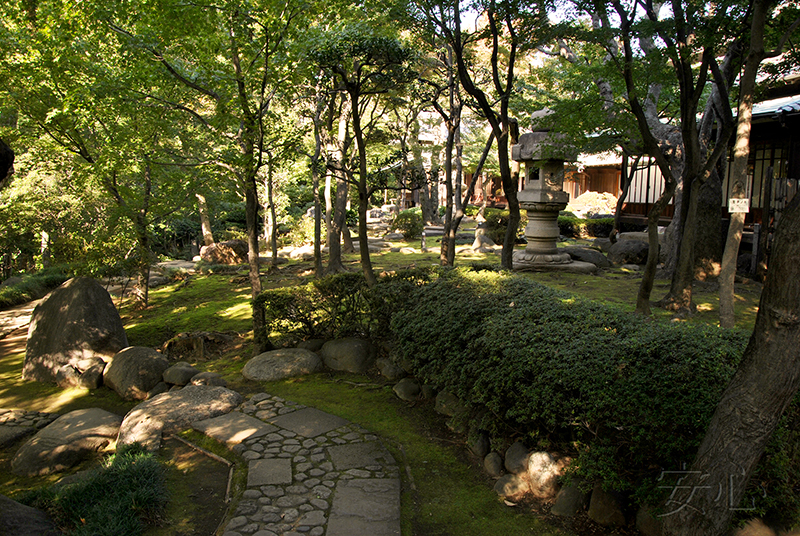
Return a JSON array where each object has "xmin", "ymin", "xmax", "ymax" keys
[{"xmin": 108, "ymin": 22, "xmax": 222, "ymax": 101}]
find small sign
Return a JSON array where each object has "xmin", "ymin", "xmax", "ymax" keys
[{"xmin": 728, "ymin": 198, "xmax": 750, "ymax": 213}]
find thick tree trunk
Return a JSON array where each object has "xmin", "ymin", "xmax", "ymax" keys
[
  {"xmin": 196, "ymin": 193, "xmax": 215, "ymax": 246},
  {"xmin": 660, "ymin": 178, "xmax": 701, "ymax": 314},
  {"xmin": 693, "ymin": 170, "xmax": 723, "ymax": 280},
  {"xmin": 661, "ymin": 195, "xmax": 800, "ymax": 536}
]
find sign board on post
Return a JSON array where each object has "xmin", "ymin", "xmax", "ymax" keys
[{"xmin": 728, "ymin": 198, "xmax": 750, "ymax": 213}]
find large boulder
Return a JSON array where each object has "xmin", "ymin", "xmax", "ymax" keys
[
  {"xmin": 562, "ymin": 246, "xmax": 612, "ymax": 268},
  {"xmin": 117, "ymin": 385, "xmax": 243, "ymax": 451},
  {"xmin": 0, "ymin": 495, "xmax": 61, "ymax": 536},
  {"xmin": 607, "ymin": 239, "xmax": 649, "ymax": 265},
  {"xmin": 242, "ymin": 348, "xmax": 323, "ymax": 382},
  {"xmin": 11, "ymin": 408, "xmax": 122, "ymax": 477},
  {"xmin": 200, "ymin": 240, "xmax": 248, "ymax": 265},
  {"xmin": 320, "ymin": 338, "xmax": 375, "ymax": 374},
  {"xmin": 23, "ymin": 278, "xmax": 128, "ymax": 383},
  {"xmin": 103, "ymin": 347, "xmax": 170, "ymax": 401}
]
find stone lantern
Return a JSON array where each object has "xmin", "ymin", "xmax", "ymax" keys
[{"xmin": 511, "ymin": 123, "xmax": 596, "ymax": 273}]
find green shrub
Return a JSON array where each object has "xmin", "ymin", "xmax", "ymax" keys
[
  {"xmin": 389, "ymin": 270, "xmax": 749, "ymax": 501},
  {"xmin": 392, "ymin": 209, "xmax": 424, "ymax": 239},
  {"xmin": 463, "ymin": 205, "xmax": 480, "ymax": 217},
  {"xmin": 289, "ymin": 215, "xmax": 315, "ymax": 246},
  {"xmin": 557, "ymin": 216, "xmax": 614, "ymax": 238},
  {"xmin": 254, "ymin": 269, "xmax": 436, "ymax": 343},
  {"xmin": 483, "ymin": 208, "xmax": 527, "ymax": 244},
  {"xmin": 20, "ymin": 443, "xmax": 167, "ymax": 536},
  {"xmin": 0, "ymin": 267, "xmax": 71, "ymax": 309}
]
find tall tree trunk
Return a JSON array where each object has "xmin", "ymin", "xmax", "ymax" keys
[
  {"xmin": 242, "ymin": 124, "xmax": 272, "ymax": 354},
  {"xmin": 611, "ymin": 153, "xmax": 640, "ymax": 243},
  {"xmin": 196, "ymin": 192, "xmax": 215, "ymax": 246},
  {"xmin": 266, "ymin": 165, "xmax": 279, "ymax": 265},
  {"xmin": 134, "ymin": 160, "xmax": 152, "ymax": 308},
  {"xmin": 349, "ymin": 88, "xmax": 377, "ymax": 287},
  {"xmin": 636, "ymin": 181, "xmax": 677, "ymax": 314},
  {"xmin": 660, "ymin": 195, "xmax": 800, "ymax": 536},
  {"xmin": 440, "ymin": 118, "xmax": 457, "ymax": 266},
  {"xmin": 720, "ymin": 0, "xmax": 769, "ymax": 328}
]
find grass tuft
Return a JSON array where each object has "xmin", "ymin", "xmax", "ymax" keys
[{"xmin": 18, "ymin": 443, "xmax": 167, "ymax": 536}]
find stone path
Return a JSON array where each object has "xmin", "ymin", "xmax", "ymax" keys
[
  {"xmin": 205, "ymin": 392, "xmax": 401, "ymax": 536},
  {"xmin": 0, "ymin": 300, "xmax": 401, "ymax": 536},
  {"xmin": 0, "ymin": 409, "xmax": 59, "ymax": 448},
  {"xmin": 0, "ymin": 299, "xmax": 39, "ymax": 339}
]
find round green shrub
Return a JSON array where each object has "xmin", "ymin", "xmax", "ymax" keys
[{"xmin": 392, "ymin": 209, "xmax": 424, "ymax": 239}]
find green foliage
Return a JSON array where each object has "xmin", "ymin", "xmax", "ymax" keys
[
  {"xmin": 463, "ymin": 205, "xmax": 480, "ymax": 218},
  {"xmin": 288, "ymin": 215, "xmax": 316, "ymax": 247},
  {"xmin": 0, "ymin": 268, "xmax": 70, "ymax": 309},
  {"xmin": 392, "ymin": 208, "xmax": 424, "ymax": 239},
  {"xmin": 483, "ymin": 208, "xmax": 527, "ymax": 244},
  {"xmin": 20, "ymin": 443, "xmax": 167, "ymax": 536},
  {"xmin": 557, "ymin": 216, "xmax": 614, "ymax": 238},
  {"xmin": 389, "ymin": 270, "xmax": 750, "ymax": 502},
  {"xmin": 254, "ymin": 269, "xmax": 435, "ymax": 343}
]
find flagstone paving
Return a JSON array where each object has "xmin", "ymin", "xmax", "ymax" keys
[{"xmin": 194, "ymin": 392, "xmax": 402, "ymax": 536}]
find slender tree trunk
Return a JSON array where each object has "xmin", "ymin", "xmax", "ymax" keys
[
  {"xmin": 196, "ymin": 192, "xmax": 215, "ymax": 246},
  {"xmin": 134, "ymin": 161, "xmax": 153, "ymax": 308},
  {"xmin": 0, "ymin": 137, "xmax": 13, "ymax": 190},
  {"xmin": 636, "ymin": 181, "xmax": 677, "ymax": 314},
  {"xmin": 349, "ymin": 88, "xmax": 377, "ymax": 287},
  {"xmin": 242, "ymin": 123, "xmax": 272, "ymax": 354},
  {"xmin": 757, "ymin": 167, "xmax": 774, "ymax": 281},
  {"xmin": 326, "ymin": 173, "xmax": 348, "ymax": 274},
  {"xmin": 720, "ymin": 0, "xmax": 769, "ymax": 328},
  {"xmin": 661, "ymin": 195, "xmax": 800, "ymax": 536},
  {"xmin": 440, "ymin": 121, "xmax": 457, "ymax": 266},
  {"xmin": 266, "ymin": 165, "xmax": 278, "ymax": 265}
]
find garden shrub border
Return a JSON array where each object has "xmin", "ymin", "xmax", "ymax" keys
[{"xmin": 254, "ymin": 269, "xmax": 799, "ymax": 521}]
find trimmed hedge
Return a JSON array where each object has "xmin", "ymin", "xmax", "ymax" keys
[
  {"xmin": 254, "ymin": 269, "xmax": 434, "ymax": 343},
  {"xmin": 557, "ymin": 216, "xmax": 614, "ymax": 238},
  {"xmin": 386, "ymin": 270, "xmax": 758, "ymax": 505},
  {"xmin": 481, "ymin": 208, "xmax": 616, "ymax": 242},
  {"xmin": 253, "ymin": 269, "xmax": 798, "ymax": 518}
]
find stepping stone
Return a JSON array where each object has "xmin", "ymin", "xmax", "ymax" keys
[
  {"xmin": 268, "ymin": 407, "xmax": 348, "ymax": 438},
  {"xmin": 0, "ymin": 426, "xmax": 35, "ymax": 448},
  {"xmin": 247, "ymin": 458, "xmax": 292, "ymax": 487},
  {"xmin": 11, "ymin": 408, "xmax": 122, "ymax": 477},
  {"xmin": 327, "ymin": 479, "xmax": 401, "ymax": 536},
  {"xmin": 193, "ymin": 412, "xmax": 278, "ymax": 447},
  {"xmin": 327, "ymin": 442, "xmax": 395, "ymax": 471}
]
